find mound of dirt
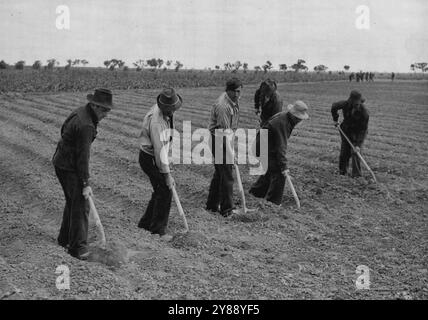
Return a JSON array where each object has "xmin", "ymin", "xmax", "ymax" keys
[
  {"xmin": 88, "ymin": 241, "xmax": 128, "ymax": 268},
  {"xmin": 171, "ymin": 232, "xmax": 209, "ymax": 249}
]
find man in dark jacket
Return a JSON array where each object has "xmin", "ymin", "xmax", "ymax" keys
[
  {"xmin": 254, "ymin": 79, "xmax": 283, "ymax": 127},
  {"xmin": 52, "ymin": 88, "xmax": 112, "ymax": 260},
  {"xmin": 249, "ymin": 101, "xmax": 309, "ymax": 205},
  {"xmin": 331, "ymin": 90, "xmax": 369, "ymax": 177}
]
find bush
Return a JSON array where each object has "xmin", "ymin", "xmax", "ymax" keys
[
  {"xmin": 15, "ymin": 61, "xmax": 25, "ymax": 70},
  {"xmin": 0, "ymin": 60, "xmax": 7, "ymax": 69},
  {"xmin": 32, "ymin": 60, "xmax": 42, "ymax": 70}
]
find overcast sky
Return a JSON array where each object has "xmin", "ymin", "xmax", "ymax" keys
[{"xmin": 0, "ymin": 0, "xmax": 427, "ymax": 72}]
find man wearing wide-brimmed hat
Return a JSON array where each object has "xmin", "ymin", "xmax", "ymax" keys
[
  {"xmin": 52, "ymin": 88, "xmax": 113, "ymax": 260},
  {"xmin": 331, "ymin": 90, "xmax": 369, "ymax": 177},
  {"xmin": 138, "ymin": 87, "xmax": 182, "ymax": 236},
  {"xmin": 249, "ymin": 100, "xmax": 309, "ymax": 205}
]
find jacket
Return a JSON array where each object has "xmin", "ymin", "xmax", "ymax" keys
[
  {"xmin": 52, "ymin": 104, "xmax": 98, "ymax": 186},
  {"xmin": 262, "ymin": 111, "xmax": 298, "ymax": 171},
  {"xmin": 254, "ymin": 90, "xmax": 283, "ymax": 125},
  {"xmin": 331, "ymin": 100, "xmax": 369, "ymax": 145}
]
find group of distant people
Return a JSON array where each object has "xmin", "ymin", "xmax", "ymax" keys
[{"xmin": 349, "ymin": 71, "xmax": 375, "ymax": 82}]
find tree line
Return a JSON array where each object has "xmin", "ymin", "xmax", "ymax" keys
[{"xmin": 1, "ymin": 58, "xmax": 427, "ymax": 73}]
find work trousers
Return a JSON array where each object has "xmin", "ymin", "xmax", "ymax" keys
[
  {"xmin": 138, "ymin": 150, "xmax": 172, "ymax": 235},
  {"xmin": 339, "ymin": 132, "xmax": 363, "ymax": 177},
  {"xmin": 206, "ymin": 134, "xmax": 235, "ymax": 216},
  {"xmin": 249, "ymin": 162, "xmax": 285, "ymax": 205},
  {"xmin": 55, "ymin": 166, "xmax": 89, "ymax": 257}
]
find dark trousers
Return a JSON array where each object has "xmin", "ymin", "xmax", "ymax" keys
[
  {"xmin": 55, "ymin": 166, "xmax": 89, "ymax": 256},
  {"xmin": 206, "ymin": 134, "xmax": 234, "ymax": 215},
  {"xmin": 138, "ymin": 150, "xmax": 172, "ymax": 235},
  {"xmin": 249, "ymin": 163, "xmax": 285, "ymax": 205},
  {"xmin": 339, "ymin": 133, "xmax": 362, "ymax": 177}
]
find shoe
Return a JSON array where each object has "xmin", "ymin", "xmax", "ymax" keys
[
  {"xmin": 58, "ymin": 240, "xmax": 69, "ymax": 249},
  {"xmin": 205, "ymin": 206, "xmax": 219, "ymax": 214},
  {"xmin": 160, "ymin": 234, "xmax": 174, "ymax": 242},
  {"xmin": 68, "ymin": 249, "xmax": 90, "ymax": 261},
  {"xmin": 221, "ymin": 208, "xmax": 239, "ymax": 218}
]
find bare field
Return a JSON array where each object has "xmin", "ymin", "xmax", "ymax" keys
[{"xmin": 0, "ymin": 80, "xmax": 427, "ymax": 299}]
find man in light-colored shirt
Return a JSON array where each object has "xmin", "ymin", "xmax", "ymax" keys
[
  {"xmin": 206, "ymin": 78, "xmax": 242, "ymax": 217},
  {"xmin": 138, "ymin": 87, "xmax": 182, "ymax": 236}
]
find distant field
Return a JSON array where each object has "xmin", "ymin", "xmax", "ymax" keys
[
  {"xmin": 0, "ymin": 80, "xmax": 427, "ymax": 299},
  {"xmin": 0, "ymin": 68, "xmax": 350, "ymax": 93}
]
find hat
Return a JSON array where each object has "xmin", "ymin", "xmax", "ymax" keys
[
  {"xmin": 157, "ymin": 87, "xmax": 183, "ymax": 112},
  {"xmin": 349, "ymin": 90, "xmax": 363, "ymax": 101},
  {"xmin": 226, "ymin": 77, "xmax": 243, "ymax": 91},
  {"xmin": 87, "ymin": 88, "xmax": 113, "ymax": 110},
  {"xmin": 287, "ymin": 100, "xmax": 309, "ymax": 120}
]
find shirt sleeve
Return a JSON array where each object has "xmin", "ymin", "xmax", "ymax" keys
[
  {"xmin": 76, "ymin": 125, "xmax": 95, "ymax": 186},
  {"xmin": 331, "ymin": 101, "xmax": 345, "ymax": 122},
  {"xmin": 150, "ymin": 121, "xmax": 171, "ymax": 173}
]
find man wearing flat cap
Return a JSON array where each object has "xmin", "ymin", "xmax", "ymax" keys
[
  {"xmin": 52, "ymin": 88, "xmax": 112, "ymax": 260},
  {"xmin": 138, "ymin": 87, "xmax": 182, "ymax": 236},
  {"xmin": 254, "ymin": 78, "xmax": 283, "ymax": 127},
  {"xmin": 250, "ymin": 101, "xmax": 309, "ymax": 205},
  {"xmin": 206, "ymin": 78, "xmax": 242, "ymax": 217},
  {"xmin": 331, "ymin": 90, "xmax": 369, "ymax": 177}
]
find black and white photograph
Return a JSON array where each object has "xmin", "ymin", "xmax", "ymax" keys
[{"xmin": 0, "ymin": 0, "xmax": 427, "ymax": 306}]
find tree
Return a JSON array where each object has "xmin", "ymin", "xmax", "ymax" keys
[
  {"xmin": 133, "ymin": 59, "xmax": 146, "ymax": 71},
  {"xmin": 81, "ymin": 60, "xmax": 89, "ymax": 67},
  {"xmin": 174, "ymin": 60, "xmax": 183, "ymax": 72},
  {"xmin": 279, "ymin": 64, "xmax": 287, "ymax": 72},
  {"xmin": 243, "ymin": 62, "xmax": 248, "ymax": 73},
  {"xmin": 0, "ymin": 60, "xmax": 7, "ymax": 69},
  {"xmin": 46, "ymin": 59, "xmax": 59, "ymax": 69},
  {"xmin": 414, "ymin": 62, "xmax": 428, "ymax": 72},
  {"xmin": 232, "ymin": 60, "xmax": 242, "ymax": 73},
  {"xmin": 262, "ymin": 60, "xmax": 273, "ymax": 73},
  {"xmin": 215, "ymin": 65, "xmax": 220, "ymax": 71},
  {"xmin": 314, "ymin": 64, "xmax": 328, "ymax": 73},
  {"xmin": 65, "ymin": 59, "xmax": 73, "ymax": 70},
  {"xmin": 224, "ymin": 62, "xmax": 232, "ymax": 71},
  {"xmin": 254, "ymin": 66, "xmax": 262, "ymax": 73},
  {"xmin": 104, "ymin": 59, "xmax": 125, "ymax": 70},
  {"xmin": 156, "ymin": 58, "xmax": 164, "ymax": 69},
  {"xmin": 344, "ymin": 65, "xmax": 350, "ymax": 71},
  {"xmin": 146, "ymin": 58, "xmax": 158, "ymax": 70},
  {"xmin": 291, "ymin": 59, "xmax": 307, "ymax": 72},
  {"xmin": 15, "ymin": 60, "xmax": 25, "ymax": 70},
  {"xmin": 32, "ymin": 60, "xmax": 42, "ymax": 70}
]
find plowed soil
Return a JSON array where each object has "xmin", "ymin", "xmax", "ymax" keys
[{"xmin": 0, "ymin": 80, "xmax": 427, "ymax": 299}]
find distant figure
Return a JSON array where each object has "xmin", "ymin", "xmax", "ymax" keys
[
  {"xmin": 254, "ymin": 79, "xmax": 283, "ymax": 127},
  {"xmin": 331, "ymin": 90, "xmax": 369, "ymax": 178},
  {"xmin": 349, "ymin": 73, "xmax": 355, "ymax": 82},
  {"xmin": 365, "ymin": 72, "xmax": 369, "ymax": 81},
  {"xmin": 391, "ymin": 72, "xmax": 395, "ymax": 81},
  {"xmin": 369, "ymin": 72, "xmax": 375, "ymax": 82}
]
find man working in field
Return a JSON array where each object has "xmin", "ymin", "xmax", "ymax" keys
[
  {"xmin": 138, "ymin": 87, "xmax": 182, "ymax": 237},
  {"xmin": 206, "ymin": 78, "xmax": 242, "ymax": 217},
  {"xmin": 249, "ymin": 101, "xmax": 309, "ymax": 205},
  {"xmin": 254, "ymin": 79, "xmax": 283, "ymax": 127},
  {"xmin": 52, "ymin": 88, "xmax": 112, "ymax": 260},
  {"xmin": 331, "ymin": 90, "xmax": 369, "ymax": 178}
]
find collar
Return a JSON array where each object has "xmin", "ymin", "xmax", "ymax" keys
[
  {"xmin": 224, "ymin": 92, "xmax": 239, "ymax": 109},
  {"xmin": 86, "ymin": 103, "xmax": 99, "ymax": 126}
]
